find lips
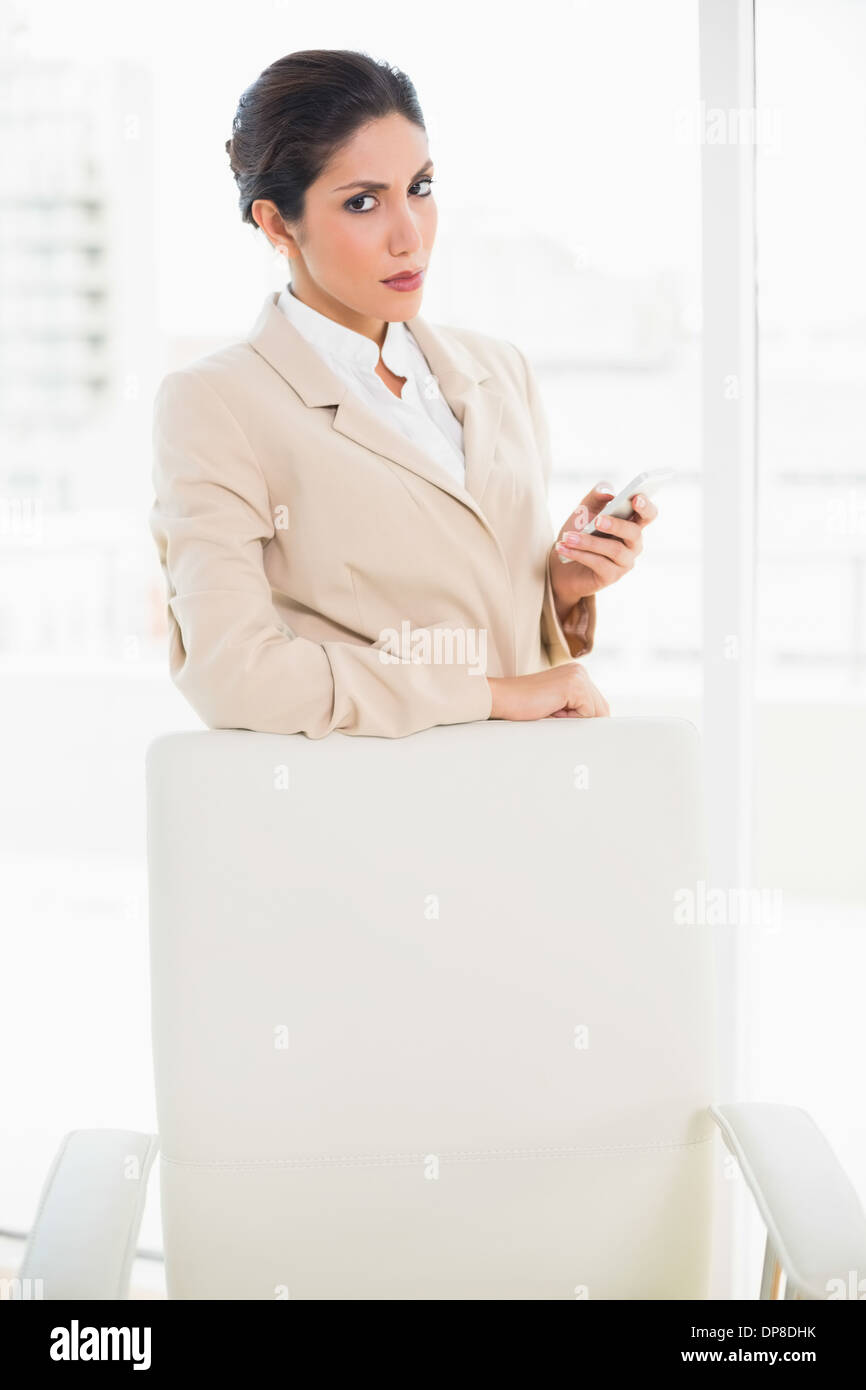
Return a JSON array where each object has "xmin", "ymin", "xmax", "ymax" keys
[{"xmin": 381, "ymin": 268, "xmax": 426, "ymax": 293}]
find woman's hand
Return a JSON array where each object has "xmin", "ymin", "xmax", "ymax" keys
[
  {"xmin": 550, "ymin": 482, "xmax": 659, "ymax": 606},
  {"xmin": 487, "ymin": 664, "xmax": 610, "ymax": 721}
]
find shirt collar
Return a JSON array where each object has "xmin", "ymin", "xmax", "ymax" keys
[{"xmin": 277, "ymin": 283, "xmax": 414, "ymax": 380}]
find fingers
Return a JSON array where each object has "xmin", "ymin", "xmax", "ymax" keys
[
  {"xmin": 580, "ymin": 481, "xmax": 616, "ymax": 512},
  {"xmin": 555, "ymin": 544, "xmax": 620, "ymax": 584},
  {"xmin": 586, "ymin": 682, "xmax": 610, "ymax": 717},
  {"xmin": 630, "ymin": 491, "xmax": 658, "ymax": 527},
  {"xmin": 592, "ymin": 513, "xmax": 643, "ymax": 548},
  {"xmin": 560, "ymin": 483, "xmax": 657, "ymax": 558},
  {"xmin": 586, "ymin": 678, "xmax": 609, "ymax": 717},
  {"xmin": 557, "ymin": 668, "xmax": 611, "ymax": 718},
  {"xmin": 570, "ymin": 482, "xmax": 615, "ymax": 534},
  {"xmin": 555, "ymin": 530, "xmax": 635, "ymax": 576},
  {"xmin": 550, "ymin": 692, "xmax": 609, "ymax": 717}
]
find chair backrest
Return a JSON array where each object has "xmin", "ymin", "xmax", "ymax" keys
[{"xmin": 145, "ymin": 716, "xmax": 716, "ymax": 1299}]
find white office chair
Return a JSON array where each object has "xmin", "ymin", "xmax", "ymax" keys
[{"xmin": 16, "ymin": 719, "xmax": 866, "ymax": 1299}]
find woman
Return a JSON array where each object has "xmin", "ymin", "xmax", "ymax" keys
[{"xmin": 149, "ymin": 49, "xmax": 657, "ymax": 739}]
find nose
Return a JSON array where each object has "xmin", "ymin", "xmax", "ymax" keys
[{"xmin": 388, "ymin": 199, "xmax": 426, "ymax": 256}]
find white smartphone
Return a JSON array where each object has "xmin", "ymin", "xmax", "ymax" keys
[{"xmin": 580, "ymin": 468, "xmax": 676, "ymax": 536}]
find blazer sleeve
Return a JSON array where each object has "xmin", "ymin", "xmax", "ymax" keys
[
  {"xmin": 149, "ymin": 368, "xmax": 493, "ymax": 740},
  {"xmin": 513, "ymin": 346, "xmax": 596, "ymax": 664}
]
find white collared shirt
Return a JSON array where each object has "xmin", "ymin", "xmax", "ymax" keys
[{"xmin": 276, "ymin": 283, "xmax": 466, "ymax": 487}]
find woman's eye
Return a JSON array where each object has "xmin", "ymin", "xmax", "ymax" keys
[{"xmin": 345, "ymin": 177, "xmax": 435, "ymax": 214}]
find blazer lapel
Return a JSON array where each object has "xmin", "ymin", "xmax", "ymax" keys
[{"xmin": 246, "ymin": 291, "xmax": 503, "ymax": 525}]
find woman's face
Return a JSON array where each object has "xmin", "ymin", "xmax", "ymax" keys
[{"xmin": 255, "ymin": 113, "xmax": 437, "ymax": 338}]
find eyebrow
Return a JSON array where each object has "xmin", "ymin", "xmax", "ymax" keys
[{"xmin": 332, "ymin": 161, "xmax": 434, "ymax": 193}]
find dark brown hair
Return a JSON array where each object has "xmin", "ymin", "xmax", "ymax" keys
[{"xmin": 225, "ymin": 49, "xmax": 426, "ymax": 234}]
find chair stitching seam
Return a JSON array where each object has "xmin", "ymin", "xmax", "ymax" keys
[{"xmin": 160, "ymin": 1135, "xmax": 715, "ymax": 1169}]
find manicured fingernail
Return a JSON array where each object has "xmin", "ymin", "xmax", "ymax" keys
[
  {"xmin": 595, "ymin": 515, "xmax": 609, "ymax": 529},
  {"xmin": 634, "ymin": 494, "xmax": 645, "ymax": 507},
  {"xmin": 563, "ymin": 532, "xmax": 583, "ymax": 545},
  {"xmin": 596, "ymin": 480, "xmax": 615, "ymax": 495}
]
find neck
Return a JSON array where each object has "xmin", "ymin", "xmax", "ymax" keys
[{"xmin": 287, "ymin": 277, "xmax": 387, "ymax": 352}]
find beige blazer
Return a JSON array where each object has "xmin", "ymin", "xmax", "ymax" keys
[{"xmin": 149, "ymin": 290, "xmax": 596, "ymax": 739}]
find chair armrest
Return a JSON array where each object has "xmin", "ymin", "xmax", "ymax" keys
[
  {"xmin": 18, "ymin": 1129, "xmax": 159, "ymax": 1299},
  {"xmin": 711, "ymin": 1102, "xmax": 866, "ymax": 1299}
]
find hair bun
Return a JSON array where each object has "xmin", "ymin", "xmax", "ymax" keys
[{"xmin": 224, "ymin": 49, "xmax": 424, "ymax": 230}]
